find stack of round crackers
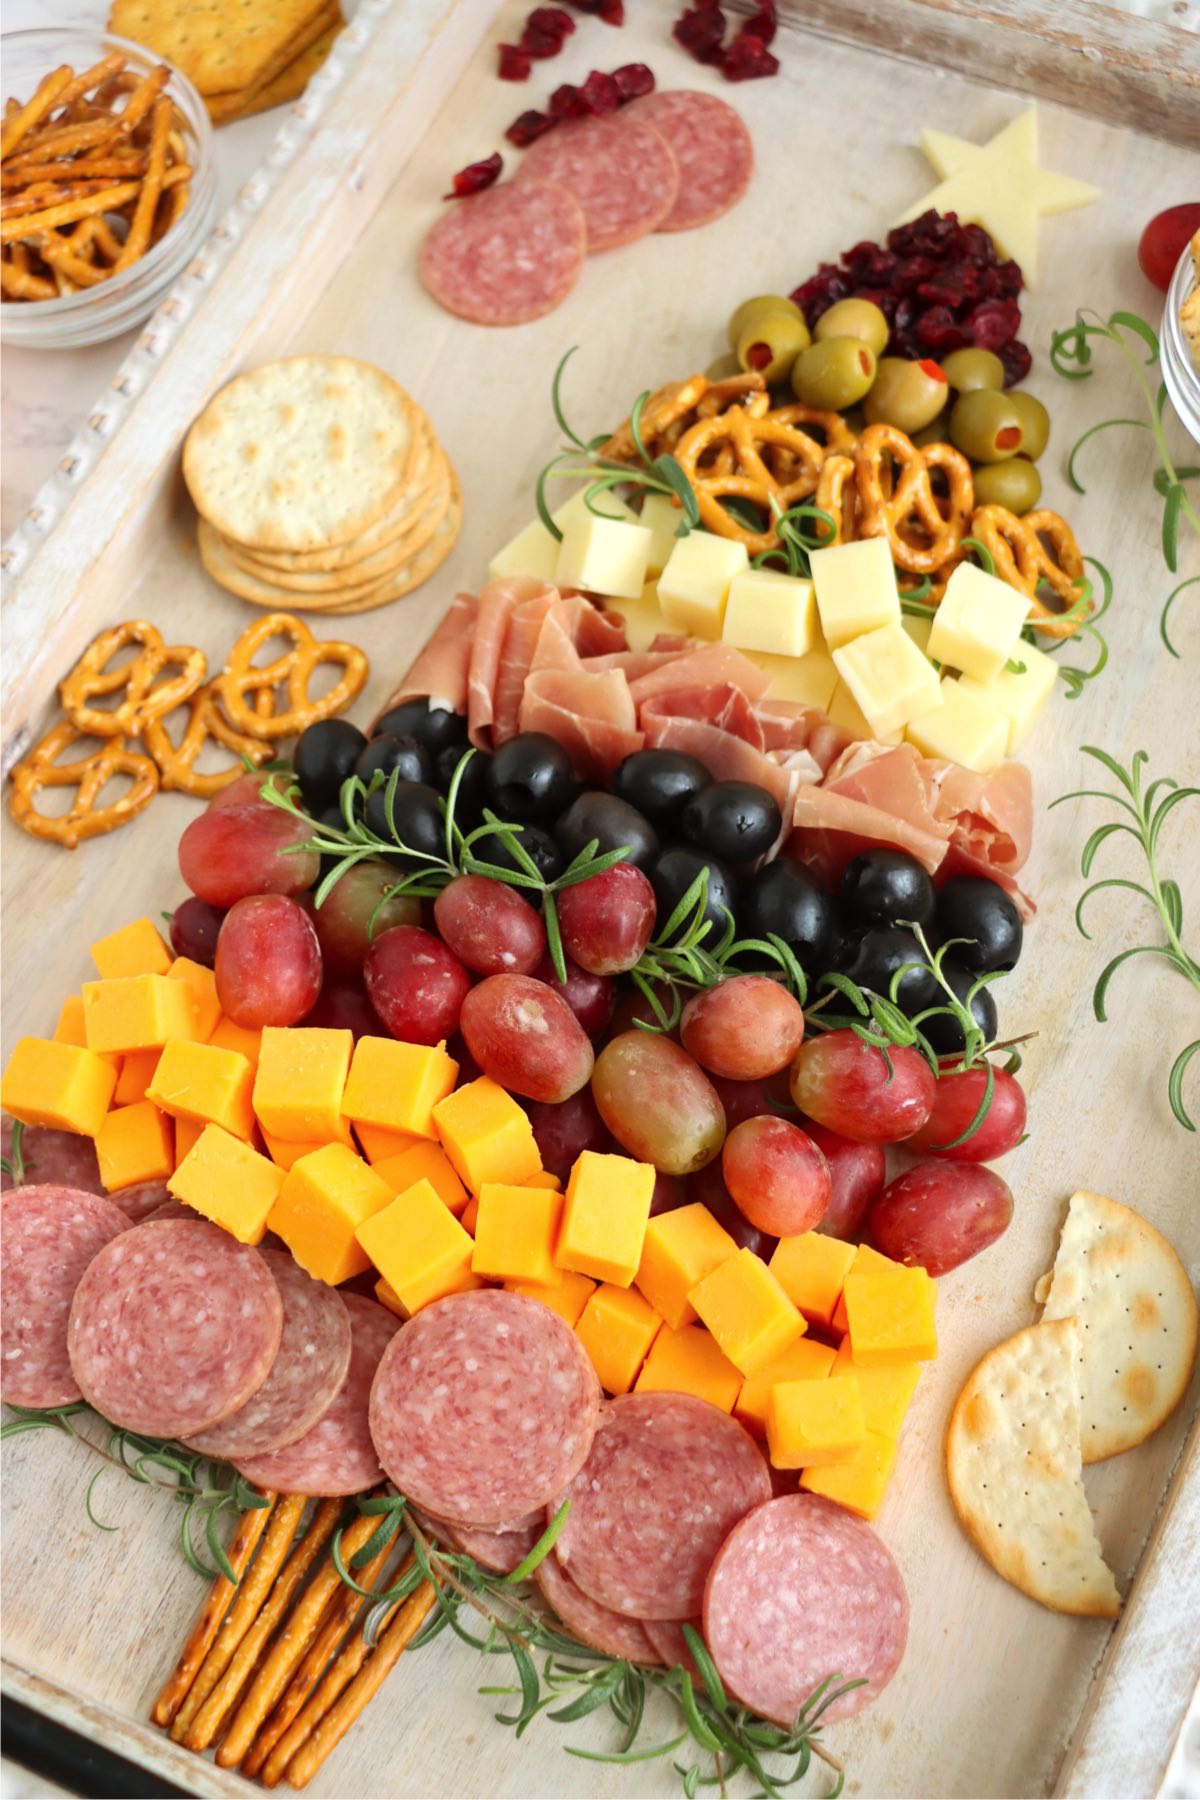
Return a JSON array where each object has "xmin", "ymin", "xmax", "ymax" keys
[{"xmin": 184, "ymin": 356, "xmax": 461, "ymax": 615}]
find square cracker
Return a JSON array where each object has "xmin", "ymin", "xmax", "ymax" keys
[
  {"xmin": 109, "ymin": 0, "xmax": 332, "ymax": 97},
  {"xmin": 205, "ymin": 7, "xmax": 340, "ymax": 123}
]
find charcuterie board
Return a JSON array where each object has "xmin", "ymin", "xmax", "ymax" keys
[{"xmin": 2, "ymin": 3, "xmax": 1198, "ymax": 1797}]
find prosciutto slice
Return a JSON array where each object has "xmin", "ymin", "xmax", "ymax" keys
[
  {"xmin": 628, "ymin": 642, "xmax": 772, "ymax": 709},
  {"xmin": 468, "ymin": 578, "xmax": 554, "ymax": 749},
  {"xmin": 492, "ymin": 590, "xmax": 561, "ymax": 744},
  {"xmin": 932, "ymin": 760, "xmax": 1036, "ymax": 917},
  {"xmin": 520, "ymin": 670, "xmax": 643, "ymax": 780},
  {"xmin": 791, "ymin": 743, "xmax": 952, "ymax": 879},
  {"xmin": 377, "ymin": 591, "xmax": 478, "ymax": 721}
]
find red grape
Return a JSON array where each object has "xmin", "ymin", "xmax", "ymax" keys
[
  {"xmin": 592, "ymin": 1033, "xmax": 725, "ymax": 1174},
  {"xmin": 178, "ymin": 804, "xmax": 318, "ymax": 907},
  {"xmin": 905, "ymin": 1066, "xmax": 1026, "ymax": 1162},
  {"xmin": 312, "ymin": 862, "xmax": 420, "ymax": 976},
  {"xmin": 207, "ymin": 770, "xmax": 291, "ymax": 811},
  {"xmin": 364, "ymin": 925, "xmax": 471, "ymax": 1044},
  {"xmin": 680, "ymin": 976, "xmax": 804, "ymax": 1080},
  {"xmin": 556, "ymin": 864, "xmax": 655, "ymax": 975},
  {"xmin": 721, "ymin": 1116, "xmax": 830, "ymax": 1237},
  {"xmin": 434, "ymin": 875, "xmax": 546, "ymax": 976},
  {"xmin": 800, "ymin": 1119, "xmax": 885, "ymax": 1240},
  {"xmin": 687, "ymin": 1159, "xmax": 776, "ymax": 1260},
  {"xmin": 708, "ymin": 1072, "xmax": 792, "ymax": 1130},
  {"xmin": 533, "ymin": 954, "xmax": 615, "ymax": 1039},
  {"xmin": 522, "ymin": 1087, "xmax": 611, "ymax": 1180},
  {"xmin": 302, "ymin": 978, "xmax": 382, "ymax": 1039},
  {"xmin": 215, "ymin": 895, "xmax": 322, "ymax": 1027},
  {"xmin": 1138, "ymin": 203, "xmax": 1200, "ymax": 293},
  {"xmin": 789, "ymin": 1030, "xmax": 935, "ymax": 1142},
  {"xmin": 460, "ymin": 974, "xmax": 594, "ymax": 1102},
  {"xmin": 169, "ymin": 897, "xmax": 225, "ymax": 968},
  {"xmin": 866, "ymin": 1162, "xmax": 1013, "ymax": 1275},
  {"xmin": 649, "ymin": 1169, "xmax": 686, "ymax": 1216},
  {"xmin": 607, "ymin": 980, "xmax": 678, "ymax": 1039}
]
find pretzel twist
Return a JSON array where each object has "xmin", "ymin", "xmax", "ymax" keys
[
  {"xmin": 217, "ymin": 612, "xmax": 368, "ymax": 740},
  {"xmin": 853, "ymin": 423, "xmax": 973, "ymax": 574},
  {"xmin": 143, "ymin": 682, "xmax": 275, "ymax": 798},
  {"xmin": 814, "ymin": 452, "xmax": 858, "ymax": 547},
  {"xmin": 673, "ymin": 408, "xmax": 828, "ymax": 554},
  {"xmin": 9, "ymin": 719, "xmax": 158, "ymax": 848},
  {"xmin": 59, "ymin": 620, "xmax": 207, "ymax": 737},
  {"xmin": 969, "ymin": 505, "xmax": 1089, "ymax": 637}
]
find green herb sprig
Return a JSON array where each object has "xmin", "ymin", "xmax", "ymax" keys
[
  {"xmin": 1051, "ymin": 746, "xmax": 1200, "ymax": 1129},
  {"xmin": 750, "ymin": 501, "xmax": 837, "ymax": 579},
  {"xmin": 0, "ymin": 1117, "xmax": 26, "ymax": 1184}
]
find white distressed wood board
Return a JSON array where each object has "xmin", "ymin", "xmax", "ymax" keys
[{"xmin": 3, "ymin": 4, "xmax": 1200, "ymax": 1797}]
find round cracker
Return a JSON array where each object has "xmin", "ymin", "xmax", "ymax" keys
[
  {"xmin": 198, "ymin": 519, "xmax": 397, "ymax": 607},
  {"xmin": 318, "ymin": 483, "xmax": 462, "ymax": 614},
  {"xmin": 184, "ymin": 356, "xmax": 419, "ymax": 552}
]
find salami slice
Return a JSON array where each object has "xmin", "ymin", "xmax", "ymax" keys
[
  {"xmin": 1, "ymin": 1185, "xmax": 131, "ymax": 1408},
  {"xmin": 185, "ymin": 1250, "xmax": 353, "ymax": 1461},
  {"xmin": 625, "ymin": 91, "xmax": 753, "ymax": 233},
  {"xmin": 534, "ymin": 1550, "xmax": 660, "ymax": 1665},
  {"xmin": 235, "ymin": 1294, "xmax": 397, "ymax": 1496},
  {"xmin": 2, "ymin": 1119, "xmax": 102, "ymax": 1195},
  {"xmin": 413, "ymin": 1507, "xmax": 544, "ymax": 1576},
  {"xmin": 67, "ymin": 1219, "xmax": 282, "ymax": 1438},
  {"xmin": 515, "ymin": 115, "xmax": 679, "ymax": 253},
  {"xmin": 703, "ymin": 1494, "xmax": 909, "ymax": 1725},
  {"xmin": 642, "ymin": 1618, "xmax": 703, "ymax": 1678},
  {"xmin": 369, "ymin": 1289, "xmax": 600, "ymax": 1527},
  {"xmin": 108, "ymin": 1179, "xmax": 174, "ymax": 1223},
  {"xmin": 553, "ymin": 1392, "xmax": 770, "ymax": 1620},
  {"xmin": 419, "ymin": 180, "xmax": 586, "ymax": 326}
]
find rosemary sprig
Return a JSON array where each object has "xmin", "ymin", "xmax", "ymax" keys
[
  {"xmin": 0, "ymin": 1116, "xmax": 26, "ymax": 1183},
  {"xmin": 1050, "ymin": 746, "xmax": 1200, "ymax": 1129},
  {"xmin": 750, "ymin": 501, "xmax": 838, "ymax": 578}
]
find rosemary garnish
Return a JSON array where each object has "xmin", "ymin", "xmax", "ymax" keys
[
  {"xmin": 750, "ymin": 502, "xmax": 837, "ymax": 578},
  {"xmin": 1051, "ymin": 747, "xmax": 1199, "ymax": 1129},
  {"xmin": 0, "ymin": 1116, "xmax": 26, "ymax": 1184}
]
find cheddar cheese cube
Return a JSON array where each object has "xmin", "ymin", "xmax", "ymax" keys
[
  {"xmin": 91, "ymin": 917, "xmax": 172, "ymax": 979},
  {"xmin": 374, "ymin": 1140, "xmax": 468, "ymax": 1216},
  {"xmin": 525, "ymin": 1169, "xmax": 563, "ymax": 1191},
  {"xmin": 53, "ymin": 994, "xmax": 88, "ymax": 1047},
  {"xmin": 558, "ymin": 1151, "xmax": 655, "ymax": 1286},
  {"xmin": 433, "ymin": 1078, "xmax": 541, "ymax": 1192},
  {"xmin": 1, "ymin": 1037, "xmax": 117, "ymax": 1137},
  {"xmin": 831, "ymin": 1243, "xmax": 897, "ymax": 1335},
  {"xmin": 615, "ymin": 582, "xmax": 669, "ymax": 653},
  {"xmin": 253, "ymin": 1028, "xmax": 354, "ymax": 1144},
  {"xmin": 208, "ymin": 1017, "xmax": 263, "ymax": 1067},
  {"xmin": 170, "ymin": 1123, "xmax": 285, "ymax": 1244},
  {"xmin": 342, "ymin": 1037, "xmax": 458, "ymax": 1141},
  {"xmin": 82, "ymin": 975, "xmax": 197, "ymax": 1054},
  {"xmin": 375, "ymin": 1263, "xmax": 482, "ymax": 1321},
  {"xmin": 843, "ymin": 1262, "xmax": 938, "ymax": 1366},
  {"xmin": 833, "ymin": 623, "xmax": 942, "ymax": 739},
  {"xmin": 735, "ymin": 1336, "xmax": 838, "ymax": 1437},
  {"xmin": 635, "ymin": 1323, "xmax": 742, "ymax": 1413},
  {"xmin": 575, "ymin": 1284, "xmax": 662, "ymax": 1395},
  {"xmin": 114, "ymin": 1047, "xmax": 162, "ymax": 1107},
  {"xmin": 723, "ymin": 569, "xmax": 817, "ymax": 659},
  {"xmin": 926, "ymin": 560, "xmax": 1032, "ymax": 682},
  {"xmin": 657, "ymin": 532, "xmax": 749, "ymax": 639},
  {"xmin": 810, "ymin": 537, "xmax": 900, "ymax": 648},
  {"xmin": 271, "ymin": 1143, "xmax": 394, "ymax": 1283},
  {"xmin": 95, "ymin": 1100, "xmax": 174, "ymax": 1191},
  {"xmin": 356, "ymin": 1175, "xmax": 476, "ymax": 1312},
  {"xmin": 799, "ymin": 1429, "xmax": 898, "ymax": 1519},
  {"xmin": 555, "ymin": 510, "xmax": 653, "ymax": 602},
  {"xmin": 173, "ymin": 1115, "xmax": 204, "ymax": 1166},
  {"xmin": 636, "ymin": 1202, "xmax": 738, "ymax": 1330},
  {"xmin": 260, "ymin": 1128, "xmax": 325, "ymax": 1172},
  {"xmin": 750, "ymin": 646, "xmax": 839, "ymax": 712},
  {"xmin": 461, "ymin": 1195, "xmax": 478, "ymax": 1235},
  {"xmin": 831, "ymin": 1339, "xmax": 921, "ymax": 1438},
  {"xmin": 688, "ymin": 1247, "xmax": 805, "ymax": 1376},
  {"xmin": 768, "ymin": 1232, "xmax": 857, "ymax": 1331},
  {"xmin": 905, "ymin": 677, "xmax": 1009, "ymax": 776},
  {"xmin": 638, "ymin": 493, "xmax": 683, "ymax": 578},
  {"xmin": 957, "ymin": 645, "xmax": 1058, "ymax": 754},
  {"xmin": 487, "ymin": 490, "xmax": 635, "ymax": 584},
  {"xmin": 507, "ymin": 1270, "xmax": 596, "ymax": 1328},
  {"xmin": 826, "ymin": 677, "xmax": 902, "ymax": 747},
  {"xmin": 354, "ymin": 1122, "xmax": 421, "ymax": 1165},
  {"xmin": 768, "ymin": 1375, "xmax": 865, "ymax": 1469},
  {"xmin": 167, "ymin": 957, "xmax": 222, "ymax": 1041},
  {"xmin": 147, "ymin": 1039, "xmax": 255, "ymax": 1139},
  {"xmin": 471, "ymin": 1183, "xmax": 563, "ymax": 1287}
]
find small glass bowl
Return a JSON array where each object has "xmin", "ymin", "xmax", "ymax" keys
[
  {"xmin": 1, "ymin": 28, "xmax": 217, "ymax": 349},
  {"xmin": 1162, "ymin": 239, "xmax": 1200, "ymax": 447}
]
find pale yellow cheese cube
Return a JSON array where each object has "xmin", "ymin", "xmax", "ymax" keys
[
  {"xmin": 906, "ymin": 677, "xmax": 1008, "ymax": 773},
  {"xmin": 638, "ymin": 493, "xmax": 685, "ymax": 577},
  {"xmin": 488, "ymin": 490, "xmax": 635, "ymax": 582},
  {"xmin": 614, "ymin": 582, "xmax": 669, "ymax": 653},
  {"xmin": 751, "ymin": 647, "xmax": 839, "ymax": 712},
  {"xmin": 827, "ymin": 680, "xmax": 902, "ymax": 745},
  {"xmin": 926, "ymin": 562, "xmax": 1032, "ymax": 681},
  {"xmin": 956, "ymin": 644, "xmax": 1058, "ymax": 752},
  {"xmin": 901, "ymin": 612, "xmax": 934, "ymax": 654},
  {"xmin": 832, "ymin": 623, "xmax": 942, "ymax": 738},
  {"xmin": 657, "ymin": 531, "xmax": 749, "ymax": 638},
  {"xmin": 555, "ymin": 510, "xmax": 653, "ymax": 601},
  {"xmin": 722, "ymin": 570, "xmax": 817, "ymax": 659},
  {"xmin": 809, "ymin": 538, "xmax": 900, "ymax": 649}
]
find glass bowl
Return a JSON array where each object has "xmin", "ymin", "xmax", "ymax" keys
[
  {"xmin": 1162, "ymin": 238, "xmax": 1200, "ymax": 446},
  {"xmin": 1, "ymin": 28, "xmax": 217, "ymax": 349}
]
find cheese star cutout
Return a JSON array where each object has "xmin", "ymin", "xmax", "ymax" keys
[{"xmin": 895, "ymin": 107, "xmax": 1100, "ymax": 286}]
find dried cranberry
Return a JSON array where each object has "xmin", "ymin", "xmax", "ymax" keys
[
  {"xmin": 522, "ymin": 25, "xmax": 565, "ymax": 56},
  {"xmin": 996, "ymin": 258, "xmax": 1023, "ymax": 296},
  {"xmin": 497, "ymin": 42, "xmax": 532, "ymax": 80},
  {"xmin": 790, "ymin": 264, "xmax": 849, "ymax": 320},
  {"xmin": 573, "ymin": 0, "xmax": 623, "ymax": 20},
  {"xmin": 580, "ymin": 68, "xmax": 621, "ymax": 112},
  {"xmin": 735, "ymin": 5, "xmax": 777, "ymax": 46},
  {"xmin": 999, "ymin": 339, "xmax": 1032, "ymax": 387},
  {"xmin": 528, "ymin": 5, "xmax": 575, "ymax": 34},
  {"xmin": 887, "ymin": 210, "xmax": 958, "ymax": 258},
  {"xmin": 549, "ymin": 82, "xmax": 591, "ymax": 120},
  {"xmin": 505, "ymin": 108, "xmax": 555, "ymax": 146},
  {"xmin": 890, "ymin": 294, "xmax": 915, "ymax": 332},
  {"xmin": 444, "ymin": 152, "xmax": 503, "ymax": 200},
  {"xmin": 967, "ymin": 298, "xmax": 1021, "ymax": 350},
  {"xmin": 893, "ymin": 254, "xmax": 936, "ymax": 291},
  {"xmin": 958, "ymin": 222, "xmax": 997, "ymax": 265},
  {"xmin": 845, "ymin": 242, "xmax": 897, "ymax": 285},
  {"xmin": 916, "ymin": 306, "xmax": 971, "ymax": 353},
  {"xmin": 917, "ymin": 263, "xmax": 981, "ymax": 307},
  {"xmin": 722, "ymin": 32, "xmax": 778, "ymax": 78},
  {"xmin": 673, "ymin": 6, "xmax": 726, "ymax": 62},
  {"xmin": 612, "ymin": 62, "xmax": 654, "ymax": 101}
]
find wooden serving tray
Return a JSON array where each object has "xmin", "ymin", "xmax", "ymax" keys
[{"xmin": 2, "ymin": 3, "xmax": 1199, "ymax": 1795}]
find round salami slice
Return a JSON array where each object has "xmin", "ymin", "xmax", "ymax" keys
[
  {"xmin": 108, "ymin": 1179, "xmax": 174, "ymax": 1224},
  {"xmin": 553, "ymin": 1392, "xmax": 770, "ymax": 1621},
  {"xmin": 185, "ymin": 1250, "xmax": 353, "ymax": 1461},
  {"xmin": 703, "ymin": 1494, "xmax": 909, "ymax": 1725},
  {"xmin": 642, "ymin": 1618, "xmax": 703, "ymax": 1678},
  {"xmin": 1, "ymin": 1185, "xmax": 131, "ymax": 1408},
  {"xmin": 515, "ymin": 114, "xmax": 679, "ymax": 253},
  {"xmin": 234, "ymin": 1294, "xmax": 397, "ymax": 1496},
  {"xmin": 419, "ymin": 179, "xmax": 586, "ymax": 326},
  {"xmin": 534, "ymin": 1550, "xmax": 660, "ymax": 1665},
  {"xmin": 626, "ymin": 91, "xmax": 753, "ymax": 233},
  {"xmin": 412, "ymin": 1507, "xmax": 544, "ymax": 1576},
  {"xmin": 2, "ymin": 1119, "xmax": 102, "ymax": 1195},
  {"xmin": 67, "ymin": 1219, "xmax": 282, "ymax": 1438},
  {"xmin": 369, "ymin": 1289, "xmax": 600, "ymax": 1527}
]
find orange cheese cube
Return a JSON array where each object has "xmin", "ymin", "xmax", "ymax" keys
[
  {"xmin": 575, "ymin": 1284, "xmax": 661, "ymax": 1395},
  {"xmin": 1, "ymin": 1037, "xmax": 117, "ymax": 1137},
  {"xmin": 91, "ymin": 917, "xmax": 172, "ymax": 979},
  {"xmin": 373, "ymin": 1140, "xmax": 468, "ymax": 1216},
  {"xmin": 167, "ymin": 957, "xmax": 222, "ymax": 1041},
  {"xmin": 768, "ymin": 1232, "xmax": 857, "ymax": 1330},
  {"xmin": 831, "ymin": 1339, "xmax": 920, "ymax": 1438},
  {"xmin": 169, "ymin": 1122, "xmax": 285, "ymax": 1244},
  {"xmin": 558, "ymin": 1151, "xmax": 655, "ymax": 1287},
  {"xmin": 253, "ymin": 1028, "xmax": 353, "ymax": 1144},
  {"xmin": 800, "ymin": 1429, "xmax": 897, "ymax": 1519},
  {"xmin": 356, "ymin": 1176, "xmax": 477, "ymax": 1313},
  {"xmin": 507, "ymin": 1270, "xmax": 596, "ymax": 1328},
  {"xmin": 354, "ymin": 1122, "xmax": 422, "ymax": 1165},
  {"xmin": 113, "ymin": 1047, "xmax": 162, "ymax": 1107},
  {"xmin": 471, "ymin": 1183, "xmax": 563, "ymax": 1286},
  {"xmin": 342, "ymin": 1037, "xmax": 459, "ymax": 1141},
  {"xmin": 524, "ymin": 1169, "xmax": 563, "ymax": 1191},
  {"xmin": 635, "ymin": 1322, "xmax": 742, "ymax": 1414},
  {"xmin": 173, "ymin": 1115, "xmax": 204, "ymax": 1165},
  {"xmin": 260, "ymin": 1128, "xmax": 324, "ymax": 1172},
  {"xmin": 53, "ymin": 994, "xmax": 88, "ymax": 1047},
  {"xmin": 82, "ymin": 975, "xmax": 197, "ymax": 1054},
  {"xmin": 375, "ymin": 1264, "xmax": 483, "ymax": 1321},
  {"xmin": 208, "ymin": 1017, "xmax": 263, "ymax": 1067},
  {"xmin": 461, "ymin": 1195, "xmax": 478, "ymax": 1235},
  {"xmin": 270, "ymin": 1143, "xmax": 394, "ymax": 1283},
  {"xmin": 433, "ymin": 1077, "xmax": 541, "ymax": 1192},
  {"xmin": 147, "ymin": 1039, "xmax": 255, "ymax": 1139},
  {"xmin": 636, "ymin": 1202, "xmax": 738, "ymax": 1329},
  {"xmin": 689, "ymin": 1248, "xmax": 805, "ymax": 1376},
  {"xmin": 830, "ymin": 1244, "xmax": 895, "ymax": 1335},
  {"xmin": 843, "ymin": 1263, "xmax": 938, "ymax": 1366},
  {"xmin": 768, "ymin": 1375, "xmax": 865, "ymax": 1469},
  {"xmin": 95, "ymin": 1100, "xmax": 174, "ymax": 1191},
  {"xmin": 735, "ymin": 1337, "xmax": 838, "ymax": 1437}
]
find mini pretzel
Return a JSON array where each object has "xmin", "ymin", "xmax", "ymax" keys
[
  {"xmin": 9, "ymin": 719, "xmax": 158, "ymax": 848},
  {"xmin": 217, "ymin": 612, "xmax": 369, "ymax": 740},
  {"xmin": 853, "ymin": 423, "xmax": 973, "ymax": 574},
  {"xmin": 769, "ymin": 403, "xmax": 857, "ymax": 457},
  {"xmin": 814, "ymin": 453, "xmax": 858, "ymax": 546},
  {"xmin": 60, "ymin": 620, "xmax": 207, "ymax": 738},
  {"xmin": 968, "ymin": 505, "xmax": 1089, "ymax": 638},
  {"xmin": 143, "ymin": 681, "xmax": 275, "ymax": 798},
  {"xmin": 673, "ymin": 407, "xmax": 829, "ymax": 554}
]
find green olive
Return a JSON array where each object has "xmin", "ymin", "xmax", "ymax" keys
[
  {"xmin": 789, "ymin": 337, "xmax": 878, "ymax": 410},
  {"xmin": 911, "ymin": 412, "xmax": 950, "ymax": 447},
  {"xmin": 736, "ymin": 312, "xmax": 813, "ymax": 385},
  {"xmin": 813, "ymin": 297, "xmax": 889, "ymax": 359},
  {"xmin": 727, "ymin": 294, "xmax": 804, "ymax": 352},
  {"xmin": 706, "ymin": 352, "xmax": 742, "ymax": 381},
  {"xmin": 1006, "ymin": 391, "xmax": 1051, "ymax": 461},
  {"xmin": 970, "ymin": 457, "xmax": 1042, "ymax": 513},
  {"xmin": 939, "ymin": 347, "xmax": 1005, "ymax": 393},
  {"xmin": 948, "ymin": 389, "xmax": 1029, "ymax": 462},
  {"xmin": 862, "ymin": 357, "xmax": 951, "ymax": 434}
]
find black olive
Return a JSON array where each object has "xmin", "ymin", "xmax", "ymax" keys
[
  {"xmin": 355, "ymin": 733, "xmax": 433, "ymax": 788},
  {"xmin": 363, "ymin": 780, "xmax": 444, "ymax": 868},
  {"xmin": 681, "ymin": 781, "xmax": 782, "ymax": 864},
  {"xmin": 293, "ymin": 719, "xmax": 367, "ymax": 812},
  {"xmin": 372, "ymin": 698, "xmax": 468, "ymax": 756},
  {"xmin": 555, "ymin": 792, "xmax": 659, "ymax": 871},
  {"xmin": 841, "ymin": 927, "xmax": 942, "ymax": 1019},
  {"xmin": 433, "ymin": 743, "xmax": 491, "ymax": 829},
  {"xmin": 936, "ymin": 876, "xmax": 1023, "ymax": 972},
  {"xmin": 486, "ymin": 733, "xmax": 576, "ymax": 824},
  {"xmin": 651, "ymin": 847, "xmax": 737, "ymax": 946},
  {"xmin": 480, "ymin": 823, "xmax": 564, "ymax": 883},
  {"xmin": 612, "ymin": 749, "xmax": 711, "ymax": 830},
  {"xmin": 921, "ymin": 958, "xmax": 998, "ymax": 1055},
  {"xmin": 842, "ymin": 848, "xmax": 936, "ymax": 930},
  {"xmin": 740, "ymin": 861, "xmax": 838, "ymax": 975}
]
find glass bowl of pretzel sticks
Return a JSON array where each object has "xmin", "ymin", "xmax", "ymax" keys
[{"xmin": 1, "ymin": 29, "xmax": 217, "ymax": 347}]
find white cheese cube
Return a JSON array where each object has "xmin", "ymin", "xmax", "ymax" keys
[
  {"xmin": 957, "ymin": 642, "xmax": 1058, "ymax": 752},
  {"xmin": 613, "ymin": 582, "xmax": 669, "ymax": 653},
  {"xmin": 657, "ymin": 531, "xmax": 749, "ymax": 639},
  {"xmin": 488, "ymin": 490, "xmax": 634, "ymax": 583},
  {"xmin": 750, "ymin": 647, "xmax": 839, "ymax": 711},
  {"xmin": 555, "ymin": 510, "xmax": 653, "ymax": 601},
  {"xmin": 827, "ymin": 679, "xmax": 902, "ymax": 746},
  {"xmin": 809, "ymin": 537, "xmax": 901, "ymax": 649},
  {"xmin": 926, "ymin": 561, "xmax": 1033, "ymax": 682},
  {"xmin": 832, "ymin": 623, "xmax": 942, "ymax": 739},
  {"xmin": 638, "ymin": 493, "xmax": 685, "ymax": 577},
  {"xmin": 906, "ymin": 677, "xmax": 1009, "ymax": 774},
  {"xmin": 722, "ymin": 569, "xmax": 818, "ymax": 659},
  {"xmin": 901, "ymin": 611, "xmax": 934, "ymax": 655}
]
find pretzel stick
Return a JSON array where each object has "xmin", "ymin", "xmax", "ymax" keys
[
  {"xmin": 4, "ymin": 155, "xmax": 146, "ymax": 185},
  {"xmin": 151, "ymin": 1494, "xmax": 277, "ymax": 1727},
  {"xmin": 6, "ymin": 117, "xmax": 123, "ymax": 164},
  {"xmin": 37, "ymin": 232, "xmax": 114, "ymax": 288},
  {"xmin": 0, "ymin": 181, "xmax": 140, "ymax": 240},
  {"xmin": 3, "ymin": 182, "xmax": 116, "ymax": 216},
  {"xmin": 115, "ymin": 64, "xmax": 170, "ymax": 136},
  {"xmin": 116, "ymin": 97, "xmax": 169, "ymax": 270},
  {"xmin": 1, "ymin": 65, "xmax": 74, "ymax": 160},
  {"xmin": 90, "ymin": 214, "xmax": 123, "ymax": 261},
  {"xmin": 0, "ymin": 256, "xmax": 55, "ymax": 299}
]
